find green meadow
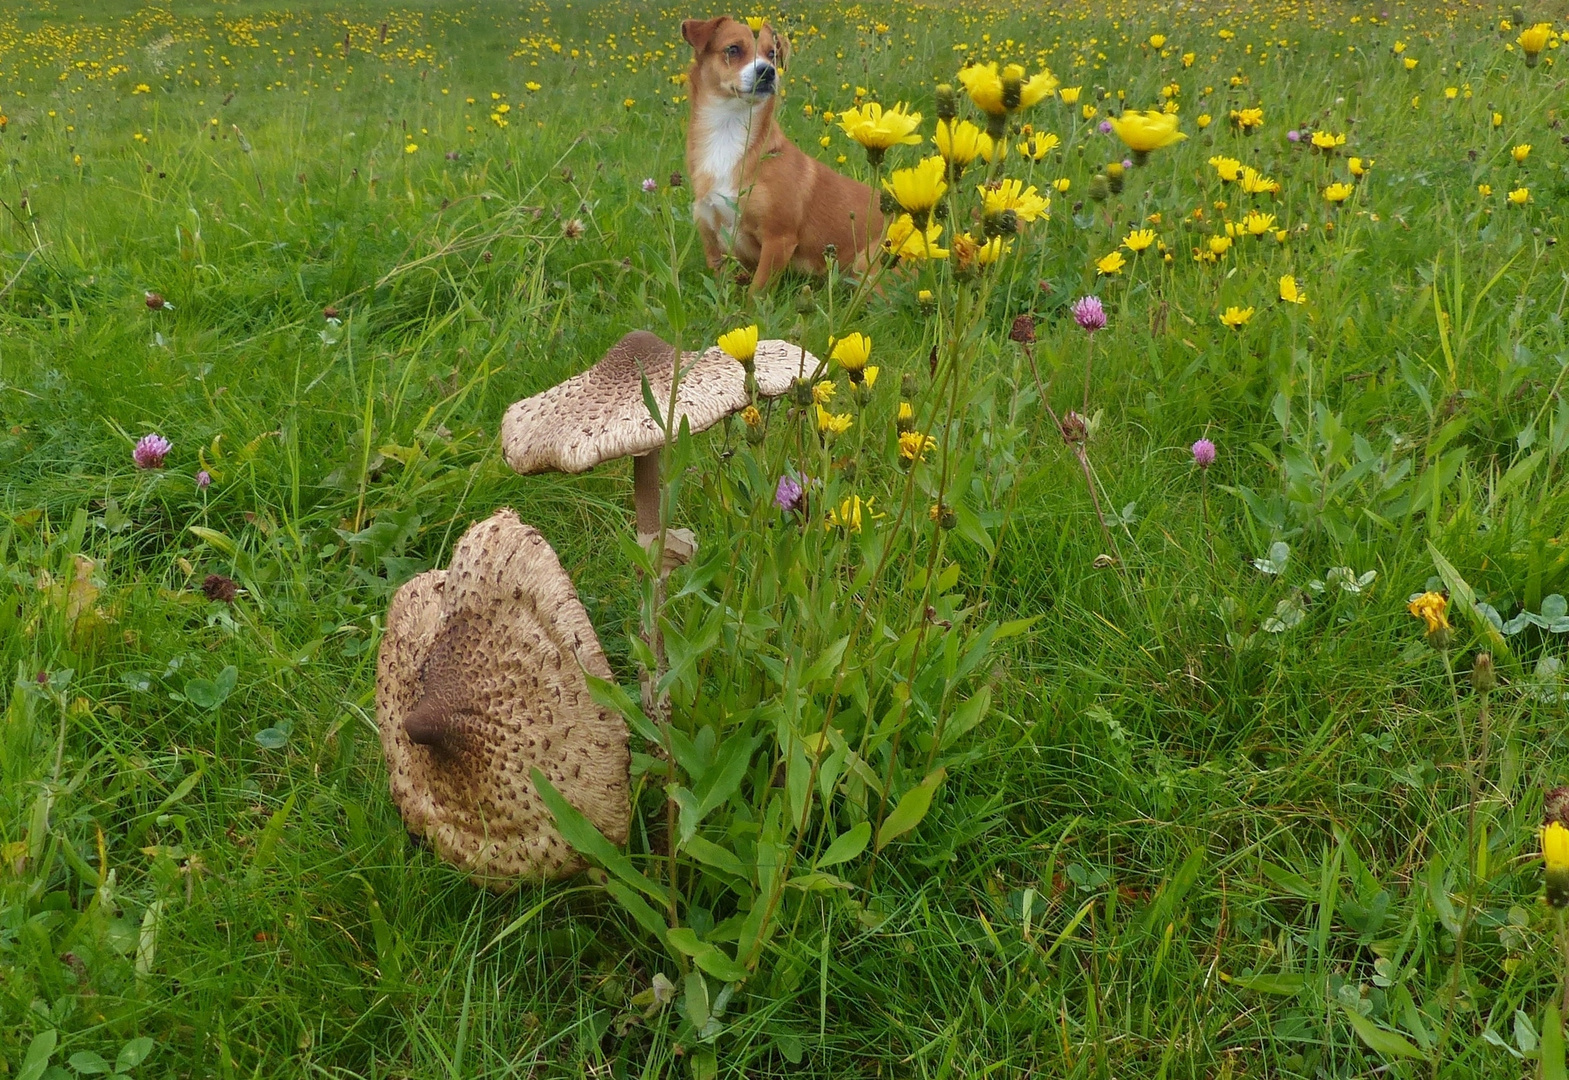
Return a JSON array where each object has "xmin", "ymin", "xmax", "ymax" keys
[{"xmin": 3, "ymin": 0, "xmax": 1569, "ymax": 1076}]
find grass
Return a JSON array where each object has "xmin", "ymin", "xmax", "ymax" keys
[{"xmin": 3, "ymin": 0, "xmax": 1569, "ymax": 1076}]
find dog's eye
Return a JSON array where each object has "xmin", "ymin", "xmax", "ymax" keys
[
  {"xmin": 725, "ymin": 43, "xmax": 741, "ymax": 58},
  {"xmin": 765, "ymin": 48, "xmax": 775, "ymax": 59}
]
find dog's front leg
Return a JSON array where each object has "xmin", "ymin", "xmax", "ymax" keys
[
  {"xmin": 696, "ymin": 221, "xmax": 726, "ymax": 271},
  {"xmin": 750, "ymin": 233, "xmax": 798, "ymax": 294}
]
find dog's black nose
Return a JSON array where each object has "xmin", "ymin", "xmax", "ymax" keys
[{"xmin": 755, "ymin": 65, "xmax": 775, "ymax": 87}]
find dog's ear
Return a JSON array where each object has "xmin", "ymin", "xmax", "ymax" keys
[
  {"xmin": 681, "ymin": 17, "xmax": 724, "ymax": 52},
  {"xmin": 769, "ymin": 26, "xmax": 791, "ymax": 70}
]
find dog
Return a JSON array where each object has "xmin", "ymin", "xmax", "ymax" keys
[{"xmin": 681, "ymin": 15, "xmax": 883, "ymax": 292}]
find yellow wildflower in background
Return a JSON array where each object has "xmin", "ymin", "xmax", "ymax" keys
[
  {"xmin": 1512, "ymin": 143, "xmax": 1531, "ymax": 163},
  {"xmin": 1017, "ymin": 131, "xmax": 1061, "ymax": 159},
  {"xmin": 980, "ymin": 179, "xmax": 1049, "ymax": 222},
  {"xmin": 1544, "ymin": 821, "xmax": 1569, "ymax": 907},
  {"xmin": 1508, "ymin": 187, "xmax": 1531, "ymax": 205},
  {"xmin": 1095, "ymin": 250, "xmax": 1127, "ymax": 275},
  {"xmin": 838, "ymin": 102, "xmax": 924, "ymax": 153},
  {"xmin": 1123, "ymin": 228, "xmax": 1156, "ymax": 253},
  {"xmin": 898, "ymin": 431, "xmax": 936, "ymax": 462},
  {"xmin": 1323, "ymin": 182, "xmax": 1355, "ymax": 203},
  {"xmin": 1108, "ymin": 110, "xmax": 1186, "ymax": 156},
  {"xmin": 718, "ymin": 325, "xmax": 759, "ymax": 363},
  {"xmin": 826, "ymin": 495, "xmax": 875, "ymax": 532},
  {"xmin": 1219, "ymin": 305, "xmax": 1254, "ymax": 329},
  {"xmin": 1243, "ymin": 210, "xmax": 1276, "ymax": 236},
  {"xmin": 812, "ymin": 381, "xmax": 837, "ymax": 405},
  {"xmin": 1279, "ymin": 275, "xmax": 1306, "ymax": 304},
  {"xmin": 883, "ymin": 156, "xmax": 947, "ymax": 216},
  {"xmin": 883, "ymin": 215, "xmax": 949, "ymax": 260},
  {"xmin": 1348, "ymin": 157, "xmax": 1371, "ymax": 178},
  {"xmin": 933, "ymin": 119, "xmax": 984, "ymax": 167},
  {"xmin": 1059, "ymin": 86, "xmax": 1082, "ymax": 105},
  {"xmin": 816, "ymin": 405, "xmax": 853, "ymax": 436},
  {"xmin": 830, "ymin": 333, "xmax": 871, "ymax": 373},
  {"xmin": 958, "ymin": 61, "xmax": 1056, "ymax": 116},
  {"xmin": 1407, "ymin": 591, "xmax": 1450, "ymax": 637},
  {"xmin": 1478, "ymin": 183, "xmax": 1492, "ymax": 197},
  {"xmin": 1519, "ymin": 22, "xmax": 1552, "ymax": 65},
  {"xmin": 1209, "ymin": 155, "xmax": 1243, "ymax": 183}
]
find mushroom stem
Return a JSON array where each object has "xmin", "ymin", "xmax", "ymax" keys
[{"xmin": 633, "ymin": 452, "xmax": 662, "ymax": 537}]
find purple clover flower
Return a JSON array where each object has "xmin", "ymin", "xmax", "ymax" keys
[
  {"xmin": 1192, "ymin": 438, "xmax": 1217, "ymax": 469},
  {"xmin": 196, "ymin": 469, "xmax": 212, "ymax": 489},
  {"xmin": 1098, "ymin": 120, "xmax": 1113, "ymax": 134},
  {"xmin": 1286, "ymin": 130, "xmax": 1301, "ymax": 142},
  {"xmin": 641, "ymin": 177, "xmax": 658, "ymax": 193},
  {"xmin": 774, "ymin": 473, "xmax": 804, "ymax": 511},
  {"xmin": 133, "ymin": 433, "xmax": 171, "ymax": 470},
  {"xmin": 1071, "ymin": 295, "xmax": 1107, "ymax": 333},
  {"xmin": 1122, "ymin": 158, "xmax": 1134, "ymax": 171}
]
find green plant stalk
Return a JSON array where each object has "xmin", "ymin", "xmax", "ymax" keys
[{"xmin": 1432, "ymin": 646, "xmax": 1482, "ymax": 1077}]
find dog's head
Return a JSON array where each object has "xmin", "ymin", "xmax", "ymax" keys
[{"xmin": 681, "ymin": 16, "xmax": 789, "ymax": 100}]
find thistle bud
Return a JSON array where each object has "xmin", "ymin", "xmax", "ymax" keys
[
  {"xmin": 1009, "ymin": 313, "xmax": 1037, "ymax": 344},
  {"xmin": 795, "ymin": 285, "xmax": 815, "ymax": 315},
  {"xmin": 901, "ymin": 371, "xmax": 920, "ymax": 398},
  {"xmin": 983, "ymin": 208, "xmax": 1018, "ymax": 238},
  {"xmin": 1471, "ymin": 652, "xmax": 1496, "ymax": 694},
  {"xmin": 1106, "ymin": 161, "xmax": 1125, "ymax": 195},
  {"xmin": 985, "ymin": 110, "xmax": 1008, "ymax": 141},
  {"xmin": 1088, "ymin": 174, "xmax": 1110, "ymax": 202},
  {"xmin": 1060, "ymin": 410, "xmax": 1088, "ymax": 444},
  {"xmin": 930, "ymin": 502, "xmax": 957, "ymax": 530},
  {"xmin": 935, "ymin": 84, "xmax": 957, "ymax": 123},
  {"xmin": 791, "ymin": 378, "xmax": 815, "ymax": 407},
  {"xmin": 879, "ymin": 188, "xmax": 899, "ymax": 216},
  {"xmin": 1545, "ymin": 786, "xmax": 1569, "ymax": 828}
]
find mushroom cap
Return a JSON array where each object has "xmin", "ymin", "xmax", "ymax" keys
[
  {"xmin": 502, "ymin": 330, "xmax": 747, "ymax": 475},
  {"xmin": 501, "ymin": 331, "xmax": 823, "ymax": 476},
  {"xmin": 375, "ymin": 509, "xmax": 629, "ymax": 886}
]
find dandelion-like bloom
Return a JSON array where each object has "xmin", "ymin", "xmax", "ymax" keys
[
  {"xmin": 196, "ymin": 469, "xmax": 212, "ymax": 489},
  {"xmin": 1519, "ymin": 22, "xmax": 1552, "ymax": 66},
  {"xmin": 898, "ymin": 431, "xmax": 936, "ymax": 463},
  {"xmin": 133, "ymin": 433, "xmax": 171, "ymax": 469},
  {"xmin": 816, "ymin": 405, "xmax": 854, "ymax": 436},
  {"xmin": 774, "ymin": 474, "xmax": 804, "ymax": 512},
  {"xmin": 1508, "ymin": 186, "xmax": 1531, "ymax": 206},
  {"xmin": 1209, "ymin": 156, "xmax": 1243, "ymax": 183},
  {"xmin": 979, "ymin": 179, "xmax": 1049, "ymax": 223},
  {"xmin": 1122, "ymin": 228, "xmax": 1156, "ymax": 253},
  {"xmin": 812, "ymin": 381, "xmax": 837, "ymax": 405},
  {"xmin": 826, "ymin": 495, "xmax": 874, "ymax": 533},
  {"xmin": 1348, "ymin": 157, "xmax": 1371, "ymax": 178},
  {"xmin": 1071, "ymin": 295, "xmax": 1107, "ymax": 332},
  {"xmin": 1309, "ymin": 130, "xmax": 1346, "ymax": 153},
  {"xmin": 1191, "ymin": 438, "xmax": 1216, "ymax": 468},
  {"xmin": 1407, "ymin": 591, "xmax": 1450, "ymax": 642},
  {"xmin": 954, "ymin": 233, "xmax": 1008, "ymax": 271},
  {"xmin": 1107, "ymin": 110, "xmax": 1186, "ymax": 161},
  {"xmin": 741, "ymin": 405, "xmax": 762, "ymax": 428},
  {"xmin": 1323, "ymin": 182, "xmax": 1355, "ymax": 204},
  {"xmin": 1544, "ymin": 821, "xmax": 1569, "ymax": 907},
  {"xmin": 883, "ymin": 156, "xmax": 948, "ymax": 217},
  {"xmin": 1095, "ymin": 251, "xmax": 1126, "ymax": 276},
  {"xmin": 883, "ymin": 214, "xmax": 949, "ymax": 261},
  {"xmin": 717, "ymin": 325, "xmax": 759, "ymax": 364},
  {"xmin": 1229, "ymin": 107, "xmax": 1264, "ymax": 131},
  {"xmin": 1512, "ymin": 143, "xmax": 1531, "ymax": 163},
  {"xmin": 831, "ymin": 332, "xmax": 872, "ymax": 376},
  {"xmin": 1219, "ymin": 306, "xmax": 1254, "ymax": 329},
  {"xmin": 1403, "ymin": 57, "xmax": 1418, "ymax": 71},
  {"xmin": 1017, "ymin": 131, "xmax": 1060, "ymax": 160},
  {"xmin": 1208, "ymin": 235, "xmax": 1233, "ymax": 257},
  {"xmin": 958, "ymin": 62, "xmax": 1058, "ymax": 117},
  {"xmin": 1244, "ymin": 211, "xmax": 1276, "ymax": 237},
  {"xmin": 1059, "ymin": 86, "xmax": 1082, "ymax": 105},
  {"xmin": 1279, "ymin": 275, "xmax": 1306, "ymax": 305},
  {"xmin": 838, "ymin": 101, "xmax": 924, "ymax": 160},
  {"xmin": 933, "ymin": 119, "xmax": 984, "ymax": 168},
  {"xmin": 1478, "ymin": 183, "xmax": 1493, "ymax": 198}
]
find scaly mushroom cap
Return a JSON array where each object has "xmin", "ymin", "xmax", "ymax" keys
[
  {"xmin": 502, "ymin": 330, "xmax": 748, "ymax": 475},
  {"xmin": 375, "ymin": 510, "xmax": 629, "ymax": 886},
  {"xmin": 750, "ymin": 339, "xmax": 824, "ymax": 398}
]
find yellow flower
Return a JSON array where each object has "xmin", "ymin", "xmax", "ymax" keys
[
  {"xmin": 746, "ymin": 15, "xmax": 765, "ymax": 31},
  {"xmin": 405, "ymin": 143, "xmax": 419, "ymax": 154},
  {"xmin": 1240, "ymin": 167, "xmax": 1280, "ymax": 195},
  {"xmin": 1149, "ymin": 34, "xmax": 1167, "ymax": 49},
  {"xmin": 1408, "ymin": 591, "xmax": 1450, "ymax": 637},
  {"xmin": 1182, "ymin": 52, "xmax": 1196, "ymax": 67},
  {"xmin": 898, "ymin": 431, "xmax": 936, "ymax": 462},
  {"xmin": 1229, "ymin": 107, "xmax": 1264, "ymax": 130},
  {"xmin": 897, "ymin": 401, "xmax": 915, "ymax": 425},
  {"xmin": 1492, "ymin": 111, "xmax": 1504, "ymax": 127},
  {"xmin": 812, "ymin": 381, "xmax": 837, "ymax": 405},
  {"xmin": 1208, "ymin": 234, "xmax": 1233, "ymax": 256},
  {"xmin": 1122, "ymin": 228, "xmax": 1156, "ymax": 253},
  {"xmin": 830, "ymin": 332, "xmax": 871, "ymax": 372},
  {"xmin": 1275, "ymin": 229, "xmax": 1289, "ymax": 243},
  {"xmin": 1219, "ymin": 305, "xmax": 1254, "ymax": 329},
  {"xmin": 1512, "ymin": 143, "xmax": 1531, "ymax": 163},
  {"xmin": 1059, "ymin": 86, "xmax": 1082, "ymax": 105},
  {"xmin": 1095, "ymin": 250, "xmax": 1127, "ymax": 275},
  {"xmin": 741, "ymin": 405, "xmax": 762, "ymax": 428},
  {"xmin": 933, "ymin": 119, "xmax": 984, "ymax": 166},
  {"xmin": 1509, "ymin": 186, "xmax": 1531, "ymax": 206},
  {"xmin": 1519, "ymin": 22, "xmax": 1552, "ymax": 59},
  {"xmin": 1017, "ymin": 131, "xmax": 1061, "ymax": 159},
  {"xmin": 975, "ymin": 132, "xmax": 1009, "ymax": 163},
  {"xmin": 1391, "ymin": 40, "xmax": 1407, "ymax": 54},
  {"xmin": 1323, "ymin": 182, "xmax": 1355, "ymax": 203},
  {"xmin": 1209, "ymin": 155, "xmax": 1243, "ymax": 183},
  {"xmin": 1279, "ymin": 275, "xmax": 1306, "ymax": 304},
  {"xmin": 883, "ymin": 156, "xmax": 948, "ymax": 215},
  {"xmin": 1478, "ymin": 183, "xmax": 1492, "ymax": 197},
  {"xmin": 863, "ymin": 366, "xmax": 879, "ymax": 388},
  {"xmin": 623, "ymin": 98, "xmax": 636, "ymax": 109},
  {"xmin": 1082, "ymin": 104, "xmax": 1098, "ymax": 120},
  {"xmin": 1016, "ymin": 68, "xmax": 1060, "ymax": 109},
  {"xmin": 1544, "ymin": 821, "xmax": 1569, "ymax": 907},
  {"xmin": 1244, "ymin": 210, "xmax": 1276, "ymax": 236},
  {"xmin": 1196, "ymin": 113, "xmax": 1212, "ymax": 128},
  {"xmin": 1107, "ymin": 110, "xmax": 1186, "ymax": 154},
  {"xmin": 1053, "ymin": 177, "xmax": 1071, "ymax": 193},
  {"xmin": 916, "ymin": 290, "xmax": 933, "ymax": 307},
  {"xmin": 883, "ymin": 214, "xmax": 949, "ymax": 261},
  {"xmin": 1310, "ymin": 130, "xmax": 1346, "ymax": 152},
  {"xmin": 980, "ymin": 179, "xmax": 1049, "ymax": 223},
  {"xmin": 826, "ymin": 495, "xmax": 875, "ymax": 532},
  {"xmin": 717, "ymin": 325, "xmax": 759, "ymax": 363},
  {"xmin": 1444, "ymin": 86, "xmax": 1459, "ymax": 100},
  {"xmin": 1348, "ymin": 157, "xmax": 1371, "ymax": 178},
  {"xmin": 954, "ymin": 233, "xmax": 1008, "ymax": 269},
  {"xmin": 957, "ymin": 62, "xmax": 1008, "ymax": 115},
  {"xmin": 816, "ymin": 406, "xmax": 854, "ymax": 436},
  {"xmin": 838, "ymin": 102, "xmax": 924, "ymax": 151},
  {"xmin": 1403, "ymin": 57, "xmax": 1418, "ymax": 71}
]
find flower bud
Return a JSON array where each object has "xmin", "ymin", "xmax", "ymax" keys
[
  {"xmin": 1088, "ymin": 174, "xmax": 1110, "ymax": 202},
  {"xmin": 982, "ymin": 208, "xmax": 1018, "ymax": 237},
  {"xmin": 879, "ymin": 188, "xmax": 899, "ymax": 216},
  {"xmin": 1001, "ymin": 71, "xmax": 1023, "ymax": 111},
  {"xmin": 1009, "ymin": 313, "xmax": 1037, "ymax": 344},
  {"xmin": 1471, "ymin": 652, "xmax": 1496, "ymax": 693},
  {"xmin": 901, "ymin": 371, "xmax": 920, "ymax": 398},
  {"xmin": 795, "ymin": 285, "xmax": 815, "ymax": 315},
  {"xmin": 935, "ymin": 84, "xmax": 957, "ymax": 123},
  {"xmin": 1060, "ymin": 410, "xmax": 1088, "ymax": 443},
  {"xmin": 791, "ymin": 378, "xmax": 815, "ymax": 407},
  {"xmin": 1106, "ymin": 161, "xmax": 1125, "ymax": 195}
]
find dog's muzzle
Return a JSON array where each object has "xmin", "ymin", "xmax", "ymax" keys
[{"xmin": 740, "ymin": 60, "xmax": 776, "ymax": 95}]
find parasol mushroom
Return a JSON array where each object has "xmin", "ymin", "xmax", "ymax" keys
[
  {"xmin": 500, "ymin": 329, "xmax": 820, "ymax": 566},
  {"xmin": 375, "ymin": 509, "xmax": 629, "ymax": 885}
]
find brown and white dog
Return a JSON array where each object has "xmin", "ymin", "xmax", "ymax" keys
[{"xmin": 681, "ymin": 16, "xmax": 882, "ymax": 292}]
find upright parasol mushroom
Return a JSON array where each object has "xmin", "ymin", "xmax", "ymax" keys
[{"xmin": 376, "ymin": 509, "xmax": 629, "ymax": 886}]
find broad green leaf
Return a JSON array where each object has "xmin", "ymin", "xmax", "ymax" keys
[
  {"xmin": 1225, "ymin": 972, "xmax": 1304, "ymax": 996},
  {"xmin": 682, "ymin": 835, "xmax": 749, "ymax": 882},
  {"xmin": 1342, "ymin": 1004, "xmax": 1427, "ymax": 1061},
  {"xmin": 604, "ymin": 879, "xmax": 671, "ymax": 950},
  {"xmin": 1544, "ymin": 1004, "xmax": 1567, "ymax": 1080},
  {"xmin": 184, "ymin": 665, "xmax": 238, "ymax": 710},
  {"xmin": 67, "ymin": 1051, "xmax": 110, "ymax": 1075},
  {"xmin": 115, "ymin": 1038, "xmax": 155, "ymax": 1072},
  {"xmin": 532, "ymin": 769, "xmax": 667, "ymax": 904},
  {"xmin": 875, "ymin": 768, "xmax": 946, "ymax": 852},
  {"xmin": 694, "ymin": 734, "xmax": 758, "ymax": 819},
  {"xmin": 816, "ymin": 822, "xmax": 871, "ymax": 868},
  {"xmin": 17, "ymin": 1030, "xmax": 57, "ymax": 1080},
  {"xmin": 584, "ymin": 674, "xmax": 663, "ymax": 747},
  {"xmin": 939, "ymin": 687, "xmax": 992, "ymax": 751},
  {"xmin": 800, "ymin": 636, "xmax": 850, "ymax": 685},
  {"xmin": 667, "ymin": 928, "xmax": 749, "ymax": 982},
  {"xmin": 1427, "ymin": 541, "xmax": 1509, "ymax": 657}
]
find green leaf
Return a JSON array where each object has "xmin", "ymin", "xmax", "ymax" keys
[
  {"xmin": 115, "ymin": 1038, "xmax": 154, "ymax": 1072},
  {"xmin": 246, "ymin": 793, "xmax": 295, "ymax": 885},
  {"xmin": 1544, "ymin": 1004, "xmax": 1567, "ymax": 1080},
  {"xmin": 939, "ymin": 686, "xmax": 992, "ymax": 751},
  {"xmin": 666, "ymin": 928, "xmax": 749, "ymax": 982},
  {"xmin": 532, "ymin": 768, "xmax": 667, "ymax": 904},
  {"xmin": 183, "ymin": 665, "xmax": 238, "ymax": 710},
  {"xmin": 875, "ymin": 768, "xmax": 946, "ymax": 852},
  {"xmin": 800, "ymin": 636, "xmax": 850, "ymax": 685},
  {"xmin": 17, "ymin": 1030, "xmax": 57, "ymax": 1080},
  {"xmin": 68, "ymin": 1051, "xmax": 111, "ymax": 1076},
  {"xmin": 1225, "ymin": 972, "xmax": 1304, "ymax": 995},
  {"xmin": 681, "ymin": 835, "xmax": 749, "ymax": 883},
  {"xmin": 816, "ymin": 822, "xmax": 871, "ymax": 868},
  {"xmin": 1427, "ymin": 541, "xmax": 1510, "ymax": 657},
  {"xmin": 1342, "ymin": 1004, "xmax": 1427, "ymax": 1061},
  {"xmin": 603, "ymin": 878, "xmax": 671, "ymax": 950},
  {"xmin": 694, "ymin": 734, "xmax": 757, "ymax": 819},
  {"xmin": 584, "ymin": 674, "xmax": 663, "ymax": 747}
]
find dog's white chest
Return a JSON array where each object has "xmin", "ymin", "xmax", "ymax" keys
[{"xmin": 691, "ymin": 103, "xmax": 757, "ymax": 251}]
